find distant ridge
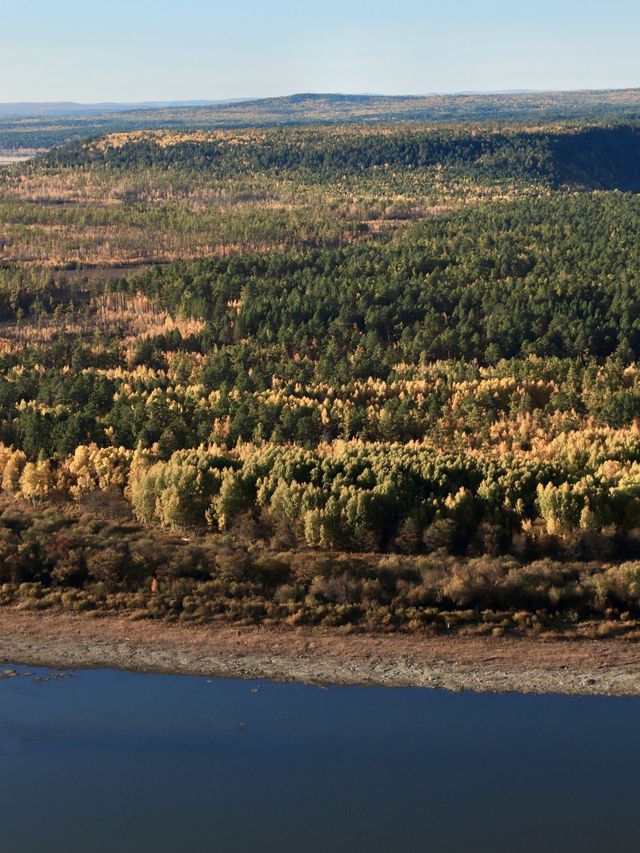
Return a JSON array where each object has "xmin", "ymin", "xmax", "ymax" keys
[
  {"xmin": 2, "ymin": 88, "xmax": 640, "ymax": 149},
  {"xmin": 2, "ymin": 87, "xmax": 638, "ymax": 119}
]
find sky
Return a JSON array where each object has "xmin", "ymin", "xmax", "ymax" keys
[{"xmin": 2, "ymin": 0, "xmax": 639, "ymax": 102}]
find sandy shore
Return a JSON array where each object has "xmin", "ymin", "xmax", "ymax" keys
[{"xmin": 2, "ymin": 608, "xmax": 640, "ymax": 695}]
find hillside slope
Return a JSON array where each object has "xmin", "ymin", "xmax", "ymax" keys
[{"xmin": 43, "ymin": 123, "xmax": 640, "ymax": 191}]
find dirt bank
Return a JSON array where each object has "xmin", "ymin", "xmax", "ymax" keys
[{"xmin": 2, "ymin": 608, "xmax": 640, "ymax": 695}]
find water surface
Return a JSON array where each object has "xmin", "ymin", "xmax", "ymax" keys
[{"xmin": 0, "ymin": 664, "xmax": 637, "ymax": 852}]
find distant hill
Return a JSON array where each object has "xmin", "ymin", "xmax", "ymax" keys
[
  {"xmin": 45, "ymin": 123, "xmax": 640, "ymax": 193},
  {"xmin": 3, "ymin": 89, "xmax": 640, "ymax": 149}
]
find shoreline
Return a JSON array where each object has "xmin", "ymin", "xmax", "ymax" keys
[{"xmin": 2, "ymin": 609, "xmax": 640, "ymax": 695}]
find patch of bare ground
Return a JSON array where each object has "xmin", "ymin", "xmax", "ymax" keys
[{"xmin": 2, "ymin": 608, "xmax": 640, "ymax": 695}]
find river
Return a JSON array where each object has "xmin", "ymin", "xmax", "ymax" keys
[{"xmin": 0, "ymin": 664, "xmax": 638, "ymax": 852}]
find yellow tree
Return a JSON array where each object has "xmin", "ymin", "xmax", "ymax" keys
[
  {"xmin": 2, "ymin": 449, "xmax": 27, "ymax": 497},
  {"xmin": 19, "ymin": 457, "xmax": 53, "ymax": 503}
]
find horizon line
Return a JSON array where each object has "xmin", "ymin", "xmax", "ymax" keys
[{"xmin": 2, "ymin": 85, "xmax": 640, "ymax": 108}]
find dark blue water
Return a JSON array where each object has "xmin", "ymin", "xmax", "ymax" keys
[{"xmin": 0, "ymin": 665, "xmax": 638, "ymax": 853}]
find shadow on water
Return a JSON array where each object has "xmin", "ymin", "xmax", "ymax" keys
[{"xmin": 0, "ymin": 663, "xmax": 638, "ymax": 853}]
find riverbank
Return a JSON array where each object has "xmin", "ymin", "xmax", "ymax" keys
[{"xmin": 2, "ymin": 608, "xmax": 640, "ymax": 695}]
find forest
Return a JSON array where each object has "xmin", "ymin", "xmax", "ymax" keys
[{"xmin": 2, "ymin": 116, "xmax": 640, "ymax": 635}]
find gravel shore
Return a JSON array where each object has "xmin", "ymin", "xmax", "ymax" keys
[{"xmin": 2, "ymin": 609, "xmax": 640, "ymax": 695}]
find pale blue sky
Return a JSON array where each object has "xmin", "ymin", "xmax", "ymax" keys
[{"xmin": 2, "ymin": 0, "xmax": 639, "ymax": 102}]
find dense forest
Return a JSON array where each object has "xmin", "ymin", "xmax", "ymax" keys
[
  {"xmin": 42, "ymin": 124, "xmax": 640, "ymax": 190},
  {"xmin": 1, "ymin": 118, "xmax": 640, "ymax": 633}
]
